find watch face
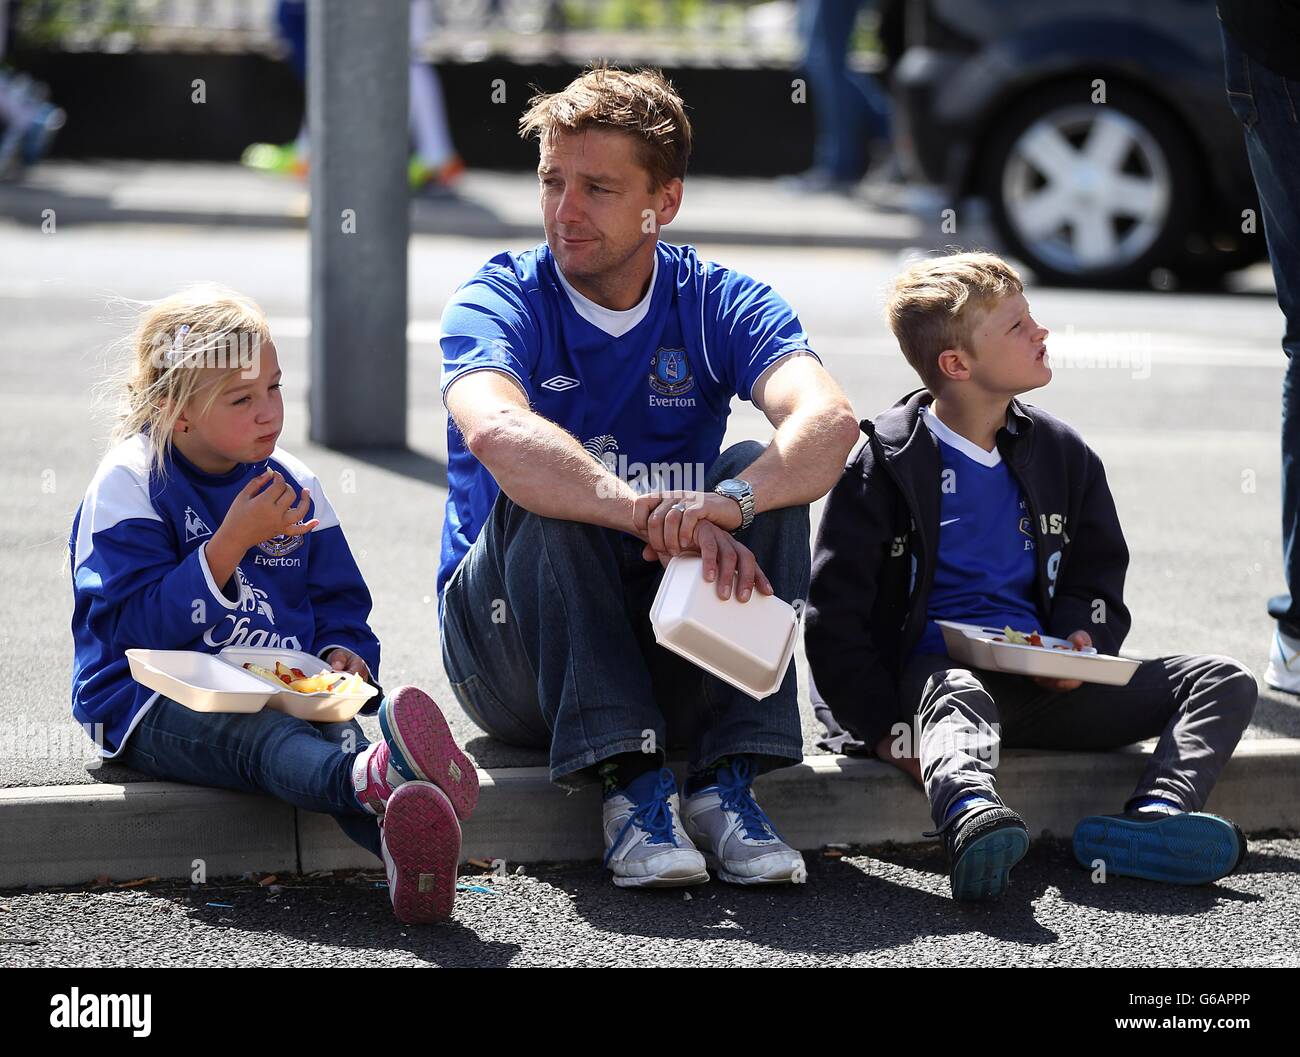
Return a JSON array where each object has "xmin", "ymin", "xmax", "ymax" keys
[{"xmin": 717, "ymin": 479, "xmax": 747, "ymax": 498}]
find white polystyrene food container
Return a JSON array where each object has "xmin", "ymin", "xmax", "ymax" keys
[
  {"xmin": 125, "ymin": 649, "xmax": 275, "ymax": 713},
  {"xmin": 217, "ymin": 646, "xmax": 379, "ymax": 722},
  {"xmin": 937, "ymin": 621, "xmax": 1139, "ymax": 686},
  {"xmin": 649, "ymin": 554, "xmax": 800, "ymax": 701}
]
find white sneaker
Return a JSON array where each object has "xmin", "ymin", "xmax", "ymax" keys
[
  {"xmin": 601, "ymin": 768, "xmax": 709, "ymax": 889},
  {"xmin": 681, "ymin": 758, "xmax": 806, "ymax": 886},
  {"xmin": 1264, "ymin": 627, "xmax": 1300, "ymax": 695}
]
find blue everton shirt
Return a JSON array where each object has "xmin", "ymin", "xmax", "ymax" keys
[
  {"xmin": 437, "ymin": 240, "xmax": 817, "ymax": 606},
  {"xmin": 913, "ymin": 406, "xmax": 1042, "ymax": 657},
  {"xmin": 69, "ymin": 434, "xmax": 381, "ymax": 757}
]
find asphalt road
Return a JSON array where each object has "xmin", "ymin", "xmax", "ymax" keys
[{"xmin": 3, "ymin": 836, "xmax": 1298, "ymax": 968}]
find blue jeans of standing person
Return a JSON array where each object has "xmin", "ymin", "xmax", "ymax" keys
[
  {"xmin": 798, "ymin": 0, "xmax": 892, "ymax": 182},
  {"xmin": 439, "ymin": 441, "xmax": 810, "ymax": 788},
  {"xmin": 116, "ymin": 697, "xmax": 381, "ymax": 859},
  {"xmin": 1221, "ymin": 24, "xmax": 1300, "ymax": 636}
]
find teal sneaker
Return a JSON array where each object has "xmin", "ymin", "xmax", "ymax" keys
[
  {"xmin": 1073, "ymin": 810, "xmax": 1247, "ymax": 885},
  {"xmin": 927, "ymin": 801, "xmax": 1030, "ymax": 901}
]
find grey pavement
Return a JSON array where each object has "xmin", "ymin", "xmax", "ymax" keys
[{"xmin": 4, "ymin": 837, "xmax": 1299, "ymax": 967}]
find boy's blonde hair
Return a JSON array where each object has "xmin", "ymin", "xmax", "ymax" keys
[
  {"xmin": 885, "ymin": 252, "xmax": 1024, "ymax": 393},
  {"xmin": 105, "ymin": 283, "xmax": 271, "ymax": 479},
  {"xmin": 519, "ymin": 61, "xmax": 692, "ymax": 191}
]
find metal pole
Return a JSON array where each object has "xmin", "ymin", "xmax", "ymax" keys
[{"xmin": 308, "ymin": 0, "xmax": 409, "ymax": 448}]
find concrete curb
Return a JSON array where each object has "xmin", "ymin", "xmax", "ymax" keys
[{"xmin": 4, "ymin": 741, "xmax": 1300, "ymax": 888}]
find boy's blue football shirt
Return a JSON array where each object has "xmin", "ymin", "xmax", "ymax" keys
[
  {"xmin": 437, "ymin": 240, "xmax": 817, "ymax": 606},
  {"xmin": 913, "ymin": 406, "xmax": 1042, "ymax": 657}
]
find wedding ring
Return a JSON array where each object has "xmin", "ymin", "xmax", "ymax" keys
[{"xmin": 672, "ymin": 503, "xmax": 688, "ymax": 513}]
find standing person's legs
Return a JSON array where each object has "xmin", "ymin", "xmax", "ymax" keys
[
  {"xmin": 115, "ymin": 699, "xmax": 380, "ymax": 858},
  {"xmin": 439, "ymin": 490, "xmax": 672, "ymax": 787},
  {"xmin": 408, "ymin": 0, "xmax": 455, "ymax": 167},
  {"xmin": 801, "ymin": 0, "xmax": 869, "ymax": 181},
  {"xmin": 1220, "ymin": 25, "xmax": 1300, "ymax": 643}
]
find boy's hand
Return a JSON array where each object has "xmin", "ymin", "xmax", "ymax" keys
[
  {"xmin": 220, "ymin": 469, "xmax": 318, "ymax": 549},
  {"xmin": 1031, "ymin": 629, "xmax": 1093, "ymax": 692},
  {"xmin": 874, "ymin": 734, "xmax": 923, "ymax": 786},
  {"xmin": 325, "ymin": 647, "xmax": 371, "ymax": 683}
]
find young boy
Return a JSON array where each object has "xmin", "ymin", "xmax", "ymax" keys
[{"xmin": 805, "ymin": 252, "xmax": 1258, "ymax": 901}]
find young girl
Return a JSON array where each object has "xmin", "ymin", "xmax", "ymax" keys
[{"xmin": 69, "ymin": 284, "xmax": 478, "ymax": 925}]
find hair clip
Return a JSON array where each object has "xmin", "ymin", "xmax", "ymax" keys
[{"xmin": 163, "ymin": 324, "xmax": 192, "ymax": 367}]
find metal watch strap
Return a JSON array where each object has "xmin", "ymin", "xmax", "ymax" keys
[{"xmin": 717, "ymin": 481, "xmax": 755, "ymax": 531}]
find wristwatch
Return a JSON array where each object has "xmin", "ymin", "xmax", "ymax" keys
[{"xmin": 714, "ymin": 478, "xmax": 755, "ymax": 532}]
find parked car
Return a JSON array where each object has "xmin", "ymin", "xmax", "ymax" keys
[{"xmin": 886, "ymin": 0, "xmax": 1264, "ymax": 286}]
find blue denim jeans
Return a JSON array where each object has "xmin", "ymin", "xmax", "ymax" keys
[
  {"xmin": 798, "ymin": 0, "xmax": 891, "ymax": 181},
  {"xmin": 439, "ymin": 441, "xmax": 810, "ymax": 788},
  {"xmin": 1221, "ymin": 24, "xmax": 1300, "ymax": 636},
  {"xmin": 115, "ymin": 696, "xmax": 381, "ymax": 859}
]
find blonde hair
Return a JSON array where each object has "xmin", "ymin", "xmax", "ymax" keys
[
  {"xmin": 519, "ymin": 61, "xmax": 692, "ymax": 190},
  {"xmin": 103, "ymin": 283, "xmax": 271, "ymax": 479},
  {"xmin": 885, "ymin": 252, "xmax": 1024, "ymax": 393}
]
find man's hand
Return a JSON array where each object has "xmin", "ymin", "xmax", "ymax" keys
[
  {"xmin": 1030, "ymin": 629, "xmax": 1093, "ymax": 692},
  {"xmin": 640, "ymin": 521, "xmax": 773, "ymax": 602},
  {"xmin": 632, "ymin": 489, "xmax": 742, "ymax": 557},
  {"xmin": 325, "ymin": 647, "xmax": 371, "ymax": 683},
  {"xmin": 874, "ymin": 733, "xmax": 923, "ymax": 786}
]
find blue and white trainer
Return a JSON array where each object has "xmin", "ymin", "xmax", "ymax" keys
[
  {"xmin": 681, "ymin": 757, "xmax": 805, "ymax": 885},
  {"xmin": 1264, "ymin": 627, "xmax": 1300, "ymax": 695},
  {"xmin": 602, "ymin": 768, "xmax": 710, "ymax": 888}
]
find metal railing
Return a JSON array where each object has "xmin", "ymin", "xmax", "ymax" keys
[{"xmin": 11, "ymin": 0, "xmax": 812, "ymax": 65}]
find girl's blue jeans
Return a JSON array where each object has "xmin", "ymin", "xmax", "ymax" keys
[{"xmin": 116, "ymin": 696, "xmax": 381, "ymax": 860}]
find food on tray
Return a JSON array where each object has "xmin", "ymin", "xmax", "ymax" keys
[
  {"xmin": 991, "ymin": 626, "xmax": 1083, "ymax": 651},
  {"xmin": 241, "ymin": 660, "xmax": 367, "ymax": 695}
]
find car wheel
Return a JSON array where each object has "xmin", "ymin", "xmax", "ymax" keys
[{"xmin": 981, "ymin": 83, "xmax": 1198, "ymax": 287}]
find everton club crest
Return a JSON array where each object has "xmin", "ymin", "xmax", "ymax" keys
[{"xmin": 649, "ymin": 347, "xmax": 694, "ymax": 397}]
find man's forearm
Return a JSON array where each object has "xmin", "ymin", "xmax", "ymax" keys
[
  {"xmin": 740, "ymin": 401, "xmax": 859, "ymax": 514},
  {"xmin": 471, "ymin": 408, "xmax": 642, "ymax": 534}
]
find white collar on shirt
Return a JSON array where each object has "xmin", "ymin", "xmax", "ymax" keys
[
  {"xmin": 554, "ymin": 253, "xmax": 659, "ymax": 338},
  {"xmin": 920, "ymin": 404, "xmax": 1006, "ymax": 468}
]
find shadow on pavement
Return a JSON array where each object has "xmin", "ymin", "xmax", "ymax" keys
[
  {"xmin": 127, "ymin": 878, "xmax": 521, "ymax": 966},
  {"xmin": 1248, "ymin": 690, "xmax": 1300, "ymax": 738},
  {"xmin": 564, "ymin": 848, "xmax": 1060, "ymax": 956},
  {"xmin": 339, "ymin": 445, "xmax": 448, "ymax": 490}
]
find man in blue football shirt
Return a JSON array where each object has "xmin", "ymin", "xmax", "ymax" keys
[{"xmin": 438, "ymin": 64, "xmax": 860, "ymax": 890}]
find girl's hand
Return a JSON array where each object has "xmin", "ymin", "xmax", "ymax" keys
[
  {"xmin": 221, "ymin": 469, "xmax": 318, "ymax": 549},
  {"xmin": 325, "ymin": 647, "xmax": 371, "ymax": 682}
]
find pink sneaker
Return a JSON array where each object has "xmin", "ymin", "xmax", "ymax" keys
[
  {"xmin": 352, "ymin": 685, "xmax": 479, "ymax": 821},
  {"xmin": 380, "ymin": 781, "xmax": 461, "ymax": 924}
]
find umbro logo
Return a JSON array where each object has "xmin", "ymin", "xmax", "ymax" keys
[{"xmin": 541, "ymin": 375, "xmax": 580, "ymax": 393}]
